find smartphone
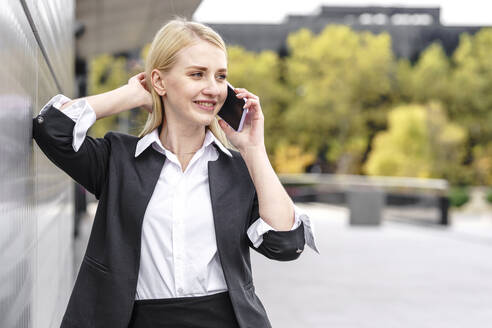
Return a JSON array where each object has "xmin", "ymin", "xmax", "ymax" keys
[{"xmin": 218, "ymin": 83, "xmax": 248, "ymax": 132}]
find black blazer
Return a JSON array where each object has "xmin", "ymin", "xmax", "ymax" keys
[{"xmin": 32, "ymin": 105, "xmax": 306, "ymax": 328}]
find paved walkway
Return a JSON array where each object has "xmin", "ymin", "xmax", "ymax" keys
[
  {"xmin": 252, "ymin": 203, "xmax": 492, "ymax": 328},
  {"xmin": 74, "ymin": 202, "xmax": 492, "ymax": 327}
]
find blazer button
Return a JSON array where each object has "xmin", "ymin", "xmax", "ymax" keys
[{"xmin": 37, "ymin": 115, "xmax": 44, "ymax": 124}]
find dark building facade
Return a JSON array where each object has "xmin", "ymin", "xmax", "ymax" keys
[{"xmin": 208, "ymin": 6, "xmax": 488, "ymax": 61}]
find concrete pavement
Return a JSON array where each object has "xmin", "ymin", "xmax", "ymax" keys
[{"xmin": 252, "ymin": 203, "xmax": 492, "ymax": 328}]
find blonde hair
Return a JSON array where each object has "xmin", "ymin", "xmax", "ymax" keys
[{"xmin": 138, "ymin": 18, "xmax": 235, "ymax": 150}]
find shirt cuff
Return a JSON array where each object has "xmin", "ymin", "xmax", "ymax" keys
[
  {"xmin": 40, "ymin": 94, "xmax": 97, "ymax": 152},
  {"xmin": 247, "ymin": 204, "xmax": 319, "ymax": 254}
]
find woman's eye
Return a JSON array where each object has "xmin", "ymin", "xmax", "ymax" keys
[
  {"xmin": 217, "ymin": 74, "xmax": 227, "ymax": 80},
  {"xmin": 191, "ymin": 72, "xmax": 203, "ymax": 78}
]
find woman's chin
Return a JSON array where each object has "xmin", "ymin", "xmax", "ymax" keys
[{"xmin": 194, "ymin": 114, "xmax": 216, "ymax": 127}]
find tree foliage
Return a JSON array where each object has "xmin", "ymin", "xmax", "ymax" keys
[
  {"xmin": 226, "ymin": 46, "xmax": 286, "ymax": 157},
  {"xmin": 365, "ymin": 103, "xmax": 467, "ymax": 183},
  {"xmin": 273, "ymin": 142, "xmax": 316, "ymax": 174},
  {"xmin": 394, "ymin": 28, "xmax": 492, "ymax": 184},
  {"xmin": 284, "ymin": 26, "xmax": 395, "ymax": 174},
  {"xmin": 397, "ymin": 43, "xmax": 451, "ymax": 104},
  {"xmin": 448, "ymin": 29, "xmax": 492, "ymax": 184},
  {"xmin": 88, "ymin": 54, "xmax": 130, "ymax": 138}
]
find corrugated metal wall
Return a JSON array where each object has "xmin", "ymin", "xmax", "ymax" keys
[{"xmin": 0, "ymin": 1, "xmax": 75, "ymax": 327}]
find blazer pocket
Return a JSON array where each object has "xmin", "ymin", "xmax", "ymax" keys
[{"xmin": 83, "ymin": 255, "xmax": 110, "ymax": 274}]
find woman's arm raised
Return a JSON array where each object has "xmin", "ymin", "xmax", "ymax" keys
[
  {"xmin": 33, "ymin": 73, "xmax": 152, "ymax": 198},
  {"xmin": 60, "ymin": 72, "xmax": 153, "ymax": 118},
  {"xmin": 219, "ymin": 88, "xmax": 319, "ymax": 258}
]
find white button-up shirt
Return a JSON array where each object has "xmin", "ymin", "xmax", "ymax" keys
[{"xmin": 41, "ymin": 95, "xmax": 318, "ymax": 299}]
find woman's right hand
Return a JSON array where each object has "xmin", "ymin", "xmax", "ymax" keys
[{"xmin": 128, "ymin": 72, "xmax": 153, "ymax": 113}]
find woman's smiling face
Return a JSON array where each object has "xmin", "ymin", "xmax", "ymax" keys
[{"xmin": 161, "ymin": 39, "xmax": 228, "ymax": 128}]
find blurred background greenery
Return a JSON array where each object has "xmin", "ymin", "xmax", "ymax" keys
[{"xmin": 87, "ymin": 25, "xmax": 492, "ymax": 193}]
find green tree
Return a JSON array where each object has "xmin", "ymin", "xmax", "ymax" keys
[
  {"xmin": 395, "ymin": 58, "xmax": 414, "ymax": 102},
  {"xmin": 226, "ymin": 46, "xmax": 286, "ymax": 157},
  {"xmin": 88, "ymin": 54, "xmax": 130, "ymax": 138},
  {"xmin": 397, "ymin": 43, "xmax": 451, "ymax": 104},
  {"xmin": 273, "ymin": 142, "xmax": 316, "ymax": 173},
  {"xmin": 448, "ymin": 28, "xmax": 492, "ymax": 173},
  {"xmin": 284, "ymin": 26, "xmax": 395, "ymax": 174},
  {"xmin": 472, "ymin": 142, "xmax": 492, "ymax": 185},
  {"xmin": 365, "ymin": 103, "xmax": 468, "ymax": 184}
]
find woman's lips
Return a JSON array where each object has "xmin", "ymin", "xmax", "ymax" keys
[{"xmin": 194, "ymin": 100, "xmax": 216, "ymax": 111}]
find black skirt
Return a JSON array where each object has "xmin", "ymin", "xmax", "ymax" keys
[{"xmin": 128, "ymin": 291, "xmax": 240, "ymax": 328}]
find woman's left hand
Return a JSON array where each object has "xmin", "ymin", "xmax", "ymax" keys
[{"xmin": 218, "ymin": 88, "xmax": 265, "ymax": 153}]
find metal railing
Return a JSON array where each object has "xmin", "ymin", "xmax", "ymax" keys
[{"xmin": 279, "ymin": 173, "xmax": 450, "ymax": 225}]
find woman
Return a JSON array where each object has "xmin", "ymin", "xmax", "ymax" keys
[{"xmin": 33, "ymin": 19, "xmax": 317, "ymax": 328}]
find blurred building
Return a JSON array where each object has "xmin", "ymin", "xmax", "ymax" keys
[
  {"xmin": 0, "ymin": 1, "xmax": 200, "ymax": 327},
  {"xmin": 208, "ymin": 6, "xmax": 488, "ymax": 61}
]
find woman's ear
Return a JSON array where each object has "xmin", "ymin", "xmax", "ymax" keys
[{"xmin": 151, "ymin": 69, "xmax": 166, "ymax": 96}]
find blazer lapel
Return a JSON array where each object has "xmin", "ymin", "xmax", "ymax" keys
[
  {"xmin": 131, "ymin": 146, "xmax": 166, "ymax": 238},
  {"xmin": 208, "ymin": 149, "xmax": 241, "ymax": 254}
]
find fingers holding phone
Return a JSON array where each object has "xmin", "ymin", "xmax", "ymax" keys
[
  {"xmin": 233, "ymin": 87, "xmax": 263, "ymax": 126},
  {"xmin": 217, "ymin": 83, "xmax": 248, "ymax": 132},
  {"xmin": 218, "ymin": 85, "xmax": 265, "ymax": 151}
]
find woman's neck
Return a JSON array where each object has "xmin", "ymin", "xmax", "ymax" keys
[{"xmin": 159, "ymin": 120, "xmax": 206, "ymax": 156}]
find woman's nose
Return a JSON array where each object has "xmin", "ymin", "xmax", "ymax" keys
[{"xmin": 202, "ymin": 80, "xmax": 220, "ymax": 97}]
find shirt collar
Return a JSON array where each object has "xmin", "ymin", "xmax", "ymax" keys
[{"xmin": 135, "ymin": 128, "xmax": 233, "ymax": 158}]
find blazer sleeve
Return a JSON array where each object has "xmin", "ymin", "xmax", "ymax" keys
[
  {"xmin": 246, "ymin": 191, "xmax": 306, "ymax": 261},
  {"xmin": 32, "ymin": 104, "xmax": 111, "ymax": 199}
]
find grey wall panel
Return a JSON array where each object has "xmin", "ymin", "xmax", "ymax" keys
[
  {"xmin": 33, "ymin": 51, "xmax": 74, "ymax": 328},
  {"xmin": 23, "ymin": 0, "xmax": 75, "ymax": 97},
  {"xmin": 0, "ymin": 2, "xmax": 39, "ymax": 327},
  {"xmin": 0, "ymin": 1, "xmax": 75, "ymax": 327}
]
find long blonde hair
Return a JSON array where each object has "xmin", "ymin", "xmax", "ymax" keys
[{"xmin": 138, "ymin": 18, "xmax": 234, "ymax": 150}]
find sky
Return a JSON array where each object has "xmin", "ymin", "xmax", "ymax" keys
[{"xmin": 193, "ymin": 0, "xmax": 492, "ymax": 26}]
